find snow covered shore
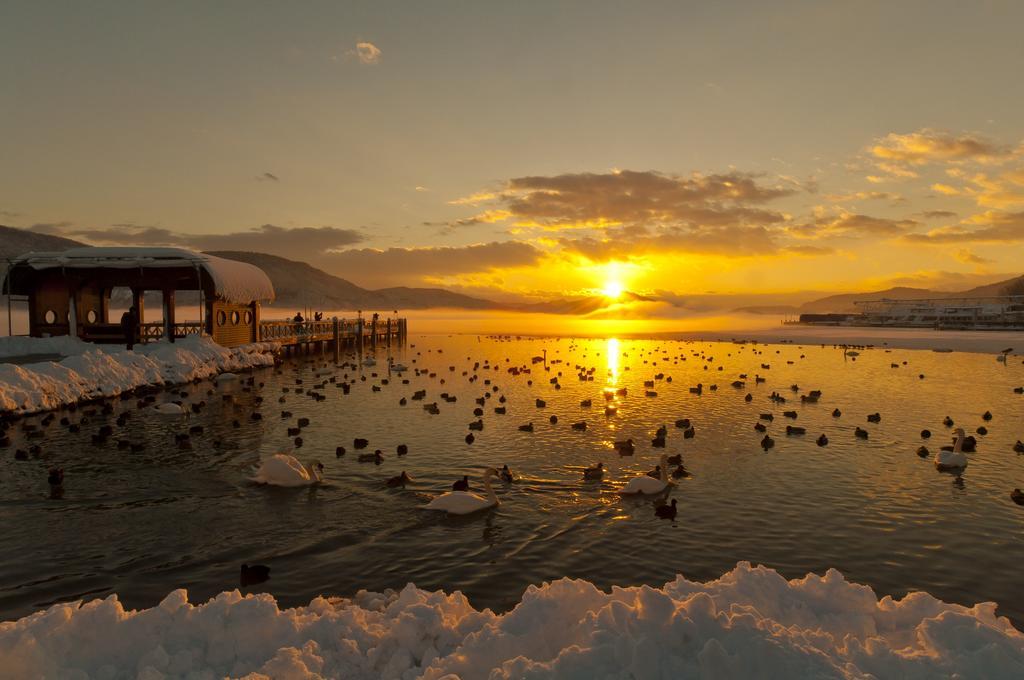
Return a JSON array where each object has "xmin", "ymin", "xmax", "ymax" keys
[
  {"xmin": 1, "ymin": 563, "xmax": 1021, "ymax": 679},
  {"xmin": 0, "ymin": 336, "xmax": 278, "ymax": 415}
]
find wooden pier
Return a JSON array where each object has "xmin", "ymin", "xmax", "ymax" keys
[{"xmin": 259, "ymin": 316, "xmax": 407, "ymax": 359}]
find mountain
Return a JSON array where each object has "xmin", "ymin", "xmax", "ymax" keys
[
  {"xmin": 0, "ymin": 225, "xmax": 84, "ymax": 260},
  {"xmin": 798, "ymin": 275, "xmax": 1024, "ymax": 314},
  {"xmin": 798, "ymin": 287, "xmax": 936, "ymax": 314},
  {"xmin": 206, "ymin": 251, "xmax": 497, "ymax": 311},
  {"xmin": 958, "ymin": 275, "xmax": 1024, "ymax": 298}
]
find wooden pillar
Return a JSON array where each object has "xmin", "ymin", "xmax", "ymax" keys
[
  {"xmin": 251, "ymin": 301, "xmax": 261, "ymax": 343},
  {"xmin": 99, "ymin": 287, "xmax": 110, "ymax": 324},
  {"xmin": 333, "ymin": 317, "xmax": 340, "ymax": 363},
  {"xmin": 67, "ymin": 289, "xmax": 78, "ymax": 339},
  {"xmin": 386, "ymin": 318, "xmax": 392, "ymax": 346},
  {"xmin": 371, "ymin": 316, "xmax": 377, "ymax": 348},
  {"xmin": 162, "ymin": 289, "xmax": 175, "ymax": 342},
  {"xmin": 132, "ymin": 288, "xmax": 145, "ymax": 330},
  {"xmin": 357, "ymin": 317, "xmax": 364, "ymax": 353}
]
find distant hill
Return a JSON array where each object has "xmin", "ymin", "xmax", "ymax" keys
[
  {"xmin": 799, "ymin": 275, "xmax": 1024, "ymax": 314},
  {"xmin": 0, "ymin": 225, "xmax": 84, "ymax": 260},
  {"xmin": 207, "ymin": 251, "xmax": 497, "ymax": 311}
]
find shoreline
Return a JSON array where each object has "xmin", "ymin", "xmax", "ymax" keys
[{"xmin": 0, "ymin": 336, "xmax": 279, "ymax": 417}]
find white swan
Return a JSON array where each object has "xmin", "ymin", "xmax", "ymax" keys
[
  {"xmin": 936, "ymin": 428, "xmax": 968, "ymax": 471},
  {"xmin": 390, "ymin": 361, "xmax": 409, "ymax": 372},
  {"xmin": 216, "ymin": 372, "xmax": 239, "ymax": 383},
  {"xmin": 619, "ymin": 454, "xmax": 673, "ymax": 495},
  {"xmin": 362, "ymin": 357, "xmax": 377, "ymax": 367},
  {"xmin": 153, "ymin": 403, "xmax": 185, "ymax": 415},
  {"xmin": 425, "ymin": 468, "xmax": 499, "ymax": 515},
  {"xmin": 251, "ymin": 453, "xmax": 323, "ymax": 487}
]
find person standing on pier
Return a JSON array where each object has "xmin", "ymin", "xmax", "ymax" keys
[{"xmin": 120, "ymin": 306, "xmax": 138, "ymax": 350}]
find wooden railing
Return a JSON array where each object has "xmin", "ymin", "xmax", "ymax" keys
[
  {"xmin": 257, "ymin": 318, "xmax": 402, "ymax": 345},
  {"xmin": 139, "ymin": 322, "xmax": 203, "ymax": 343}
]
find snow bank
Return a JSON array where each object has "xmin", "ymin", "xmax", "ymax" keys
[
  {"xmin": 0, "ymin": 336, "xmax": 278, "ymax": 415},
  {"xmin": 0, "ymin": 334, "xmax": 90, "ymax": 360},
  {"xmin": 2, "ymin": 563, "xmax": 1021, "ymax": 679}
]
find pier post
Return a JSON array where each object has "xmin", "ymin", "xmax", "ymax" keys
[
  {"xmin": 333, "ymin": 317, "xmax": 340, "ymax": 363},
  {"xmin": 386, "ymin": 318, "xmax": 392, "ymax": 345},
  {"xmin": 357, "ymin": 317, "xmax": 364, "ymax": 354},
  {"xmin": 371, "ymin": 316, "xmax": 377, "ymax": 348}
]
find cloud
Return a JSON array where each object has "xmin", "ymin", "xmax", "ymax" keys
[
  {"xmin": 871, "ymin": 129, "xmax": 1010, "ymax": 165},
  {"xmin": 315, "ymin": 241, "xmax": 544, "ymax": 288},
  {"xmin": 782, "ymin": 244, "xmax": 836, "ymax": 257},
  {"xmin": 38, "ymin": 223, "xmax": 366, "ymax": 260},
  {"xmin": 499, "ymin": 170, "xmax": 795, "ymax": 229},
  {"xmin": 257, "ymin": 172, "xmax": 280, "ymax": 182},
  {"xmin": 902, "ymin": 210, "xmax": 1024, "ymax": 244},
  {"xmin": 425, "ymin": 210, "xmax": 513, "ymax": 233},
  {"xmin": 353, "ymin": 41, "xmax": 381, "ymax": 65},
  {"xmin": 414, "ymin": 186, "xmax": 429, "ymax": 192},
  {"xmin": 824, "ymin": 190, "xmax": 902, "ymax": 203},
  {"xmin": 953, "ymin": 249, "xmax": 992, "ymax": 266},
  {"xmin": 920, "ymin": 210, "xmax": 958, "ymax": 219},
  {"xmin": 557, "ymin": 224, "xmax": 780, "ymax": 262},
  {"xmin": 789, "ymin": 212, "xmax": 919, "ymax": 239},
  {"xmin": 0, "ymin": 209, "xmax": 21, "ymax": 219}
]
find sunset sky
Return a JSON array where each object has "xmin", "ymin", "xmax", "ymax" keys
[{"xmin": 2, "ymin": 1, "xmax": 1023, "ymax": 304}]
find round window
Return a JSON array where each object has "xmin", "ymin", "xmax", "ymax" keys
[
  {"xmin": 86, "ymin": 310, "xmax": 98, "ymax": 324},
  {"xmin": 217, "ymin": 310, "xmax": 227, "ymax": 326},
  {"xmin": 43, "ymin": 309, "xmax": 57, "ymax": 324},
  {"xmin": 231, "ymin": 310, "xmax": 240, "ymax": 325},
  {"xmin": 244, "ymin": 310, "xmax": 253, "ymax": 324}
]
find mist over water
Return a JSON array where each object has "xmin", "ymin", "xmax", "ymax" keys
[{"xmin": 2, "ymin": 335, "xmax": 1023, "ymax": 627}]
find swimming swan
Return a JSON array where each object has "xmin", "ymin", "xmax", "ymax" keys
[
  {"xmin": 935, "ymin": 428, "xmax": 968, "ymax": 471},
  {"xmin": 251, "ymin": 453, "xmax": 323, "ymax": 486},
  {"xmin": 425, "ymin": 468, "xmax": 499, "ymax": 515},
  {"xmin": 619, "ymin": 454, "xmax": 673, "ymax": 495}
]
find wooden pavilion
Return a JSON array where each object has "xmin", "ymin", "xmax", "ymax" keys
[{"xmin": 2, "ymin": 247, "xmax": 276, "ymax": 347}]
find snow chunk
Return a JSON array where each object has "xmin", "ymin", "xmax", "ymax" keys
[{"xmin": 1, "ymin": 563, "xmax": 1021, "ymax": 679}]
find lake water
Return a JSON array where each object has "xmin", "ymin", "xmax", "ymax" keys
[{"xmin": 2, "ymin": 335, "xmax": 1023, "ymax": 627}]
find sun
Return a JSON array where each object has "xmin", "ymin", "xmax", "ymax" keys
[{"xmin": 602, "ymin": 280, "xmax": 624, "ymax": 299}]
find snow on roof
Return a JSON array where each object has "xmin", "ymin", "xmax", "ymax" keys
[{"xmin": 9, "ymin": 247, "xmax": 275, "ymax": 303}]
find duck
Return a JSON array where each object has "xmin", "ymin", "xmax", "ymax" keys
[
  {"xmin": 816, "ymin": 434, "xmax": 828, "ymax": 447},
  {"xmin": 943, "ymin": 416, "xmax": 954, "ymax": 427},
  {"xmin": 240, "ymin": 563, "xmax": 270, "ymax": 587},
  {"xmin": 832, "ymin": 409, "xmax": 841, "ymax": 418},
  {"xmin": 921, "ymin": 429, "xmax": 931, "ymax": 439},
  {"xmin": 671, "ymin": 464, "xmax": 690, "ymax": 479},
  {"xmin": 154, "ymin": 403, "xmax": 185, "ymax": 415},
  {"xmin": 655, "ymin": 498, "xmax": 678, "ymax": 519},
  {"xmin": 386, "ymin": 471, "xmax": 412, "ymax": 488},
  {"xmin": 867, "ymin": 413, "xmax": 881, "ymax": 423},
  {"xmin": 358, "ymin": 450, "xmax": 384, "ymax": 464},
  {"xmin": 1014, "ymin": 441, "xmax": 1024, "ymax": 454},
  {"xmin": 426, "ymin": 468, "xmax": 499, "ymax": 515},
  {"xmin": 47, "ymin": 467, "xmax": 64, "ymax": 486},
  {"xmin": 760, "ymin": 434, "xmax": 775, "ymax": 450},
  {"xmin": 935, "ymin": 428, "xmax": 968, "ymax": 471},
  {"xmin": 855, "ymin": 427, "xmax": 869, "ymax": 439},
  {"xmin": 917, "ymin": 446, "xmax": 929, "ymax": 458},
  {"xmin": 499, "ymin": 464, "xmax": 515, "ymax": 483},
  {"xmin": 619, "ymin": 454, "xmax": 673, "ymax": 495},
  {"xmin": 452, "ymin": 475, "xmax": 470, "ymax": 491},
  {"xmin": 1012, "ymin": 489, "xmax": 1024, "ymax": 506},
  {"xmin": 583, "ymin": 462, "xmax": 604, "ymax": 480},
  {"xmin": 251, "ymin": 454, "xmax": 323, "ymax": 487},
  {"xmin": 614, "ymin": 439, "xmax": 635, "ymax": 455},
  {"xmin": 666, "ymin": 453, "xmax": 682, "ymax": 466},
  {"xmin": 646, "ymin": 465, "xmax": 662, "ymax": 479}
]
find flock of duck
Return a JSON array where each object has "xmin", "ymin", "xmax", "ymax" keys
[
  {"xmin": 233, "ymin": 339, "xmax": 1024, "ymax": 516},
  {"xmin": 5, "ymin": 338, "xmax": 1024, "ymax": 516}
]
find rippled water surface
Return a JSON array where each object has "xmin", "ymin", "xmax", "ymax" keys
[{"xmin": 2, "ymin": 335, "xmax": 1024, "ymax": 625}]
